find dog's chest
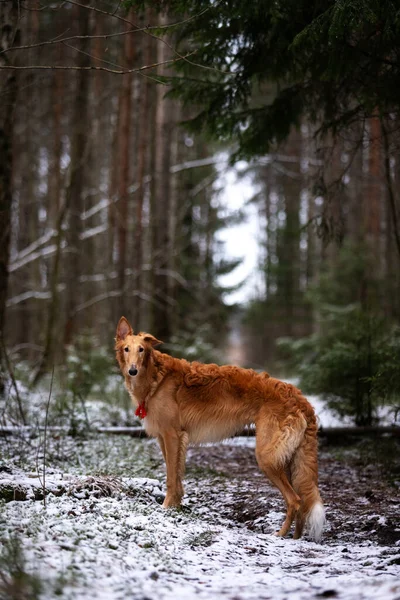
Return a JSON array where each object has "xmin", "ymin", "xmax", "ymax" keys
[
  {"xmin": 186, "ymin": 420, "xmax": 243, "ymax": 444},
  {"xmin": 142, "ymin": 417, "xmax": 158, "ymax": 437}
]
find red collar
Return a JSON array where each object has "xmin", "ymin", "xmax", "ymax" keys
[{"xmin": 135, "ymin": 403, "xmax": 147, "ymax": 419}]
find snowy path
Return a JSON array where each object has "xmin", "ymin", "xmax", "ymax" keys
[{"xmin": 0, "ymin": 434, "xmax": 399, "ymax": 600}]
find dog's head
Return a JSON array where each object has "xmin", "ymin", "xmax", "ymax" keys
[{"xmin": 115, "ymin": 317, "xmax": 162, "ymax": 379}]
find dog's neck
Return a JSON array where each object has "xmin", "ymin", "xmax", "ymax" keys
[
  {"xmin": 126, "ymin": 370, "xmax": 149, "ymax": 398},
  {"xmin": 125, "ymin": 351, "xmax": 162, "ymax": 405}
]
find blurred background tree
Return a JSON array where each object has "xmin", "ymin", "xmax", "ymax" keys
[{"xmin": 0, "ymin": 0, "xmax": 399, "ymax": 425}]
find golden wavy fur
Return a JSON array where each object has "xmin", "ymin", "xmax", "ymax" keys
[{"xmin": 115, "ymin": 316, "xmax": 325, "ymax": 541}]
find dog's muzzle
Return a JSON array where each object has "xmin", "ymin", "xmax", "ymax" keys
[{"xmin": 128, "ymin": 366, "xmax": 138, "ymax": 377}]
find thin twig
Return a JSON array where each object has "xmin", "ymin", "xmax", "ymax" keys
[
  {"xmin": 0, "ymin": 50, "xmax": 196, "ymax": 76},
  {"xmin": 42, "ymin": 366, "xmax": 55, "ymax": 509},
  {"xmin": 21, "ymin": 0, "xmax": 213, "ymax": 32},
  {"xmin": 60, "ymin": 41, "xmax": 164, "ymax": 85},
  {"xmin": 3, "ymin": 3, "xmax": 214, "ymax": 55},
  {"xmin": 59, "ymin": 0, "xmax": 230, "ymax": 76},
  {"xmin": 0, "ymin": 28, "xmax": 141, "ymax": 55}
]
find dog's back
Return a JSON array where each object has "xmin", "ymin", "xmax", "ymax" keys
[{"xmin": 152, "ymin": 353, "xmax": 314, "ymax": 444}]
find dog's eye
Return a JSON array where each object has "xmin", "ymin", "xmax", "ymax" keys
[
  {"xmin": 138, "ymin": 347, "xmax": 144, "ymax": 353},
  {"xmin": 124, "ymin": 347, "xmax": 129, "ymax": 353}
]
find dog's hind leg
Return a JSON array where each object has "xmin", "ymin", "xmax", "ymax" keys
[
  {"xmin": 255, "ymin": 414, "xmax": 306, "ymax": 537},
  {"xmin": 291, "ymin": 428, "xmax": 325, "ymax": 542}
]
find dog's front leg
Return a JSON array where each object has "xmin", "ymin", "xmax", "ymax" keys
[
  {"xmin": 157, "ymin": 435, "xmax": 166, "ymax": 462},
  {"xmin": 161, "ymin": 429, "xmax": 184, "ymax": 508}
]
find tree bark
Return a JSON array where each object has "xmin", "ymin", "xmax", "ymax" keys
[
  {"xmin": 16, "ymin": 7, "xmax": 42, "ymax": 362},
  {"xmin": 32, "ymin": 50, "xmax": 64, "ymax": 382},
  {"xmin": 276, "ymin": 134, "xmax": 301, "ymax": 337},
  {"xmin": 264, "ymin": 164, "xmax": 273, "ymax": 299},
  {"xmin": 133, "ymin": 8, "xmax": 152, "ymax": 322},
  {"xmin": 63, "ymin": 2, "xmax": 91, "ymax": 347},
  {"xmin": 115, "ymin": 8, "xmax": 135, "ymax": 318},
  {"xmin": 0, "ymin": 1, "xmax": 20, "ymax": 392},
  {"xmin": 33, "ymin": 202, "xmax": 69, "ymax": 384},
  {"xmin": 365, "ymin": 116, "xmax": 382, "ymax": 247},
  {"xmin": 381, "ymin": 118, "xmax": 400, "ymax": 261},
  {"xmin": 150, "ymin": 14, "xmax": 174, "ymax": 341},
  {"xmin": 381, "ymin": 116, "xmax": 400, "ymax": 321}
]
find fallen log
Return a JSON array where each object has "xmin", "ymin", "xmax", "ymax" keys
[
  {"xmin": 0, "ymin": 425, "xmax": 147, "ymax": 438},
  {"xmin": 318, "ymin": 426, "xmax": 400, "ymax": 438},
  {"xmin": 0, "ymin": 425, "xmax": 399, "ymax": 438}
]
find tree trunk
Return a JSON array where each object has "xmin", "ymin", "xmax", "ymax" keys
[
  {"xmin": 264, "ymin": 164, "xmax": 273, "ymax": 299},
  {"xmin": 33, "ymin": 202, "xmax": 69, "ymax": 384},
  {"xmin": 48, "ymin": 60, "xmax": 64, "ymax": 225},
  {"xmin": 365, "ymin": 116, "xmax": 382, "ymax": 246},
  {"xmin": 381, "ymin": 117, "xmax": 400, "ymax": 321},
  {"xmin": 16, "ymin": 7, "xmax": 42, "ymax": 362},
  {"xmin": 150, "ymin": 14, "xmax": 174, "ymax": 341},
  {"xmin": 133, "ymin": 8, "xmax": 152, "ymax": 322},
  {"xmin": 32, "ymin": 52, "xmax": 65, "ymax": 382},
  {"xmin": 115, "ymin": 8, "xmax": 135, "ymax": 318},
  {"xmin": 361, "ymin": 115, "xmax": 382, "ymax": 310},
  {"xmin": 276, "ymin": 134, "xmax": 301, "ymax": 337},
  {"xmin": 63, "ymin": 2, "xmax": 91, "ymax": 348},
  {"xmin": 167, "ymin": 116, "xmax": 180, "ymax": 333},
  {"xmin": 0, "ymin": 1, "xmax": 20, "ymax": 392}
]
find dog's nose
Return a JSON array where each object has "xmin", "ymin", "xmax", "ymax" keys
[{"xmin": 129, "ymin": 367, "xmax": 138, "ymax": 376}]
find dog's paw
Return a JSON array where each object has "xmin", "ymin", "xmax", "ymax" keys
[
  {"xmin": 273, "ymin": 530, "xmax": 280, "ymax": 537},
  {"xmin": 162, "ymin": 496, "xmax": 182, "ymax": 509}
]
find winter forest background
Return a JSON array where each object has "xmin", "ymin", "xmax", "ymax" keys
[
  {"xmin": 1, "ymin": 0, "xmax": 400, "ymax": 426},
  {"xmin": 1, "ymin": 3, "xmax": 400, "ymax": 599}
]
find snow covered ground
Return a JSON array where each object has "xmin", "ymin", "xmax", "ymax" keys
[{"xmin": 0, "ymin": 432, "xmax": 399, "ymax": 600}]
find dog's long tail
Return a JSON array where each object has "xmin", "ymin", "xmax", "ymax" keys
[{"xmin": 291, "ymin": 405, "xmax": 325, "ymax": 542}]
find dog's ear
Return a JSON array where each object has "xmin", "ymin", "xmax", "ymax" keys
[
  {"xmin": 142, "ymin": 333, "xmax": 163, "ymax": 347},
  {"xmin": 116, "ymin": 317, "xmax": 133, "ymax": 340}
]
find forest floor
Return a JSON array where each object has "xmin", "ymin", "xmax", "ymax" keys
[{"xmin": 0, "ymin": 429, "xmax": 399, "ymax": 600}]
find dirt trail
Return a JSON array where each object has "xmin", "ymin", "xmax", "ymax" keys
[{"xmin": 185, "ymin": 438, "xmax": 400, "ymax": 547}]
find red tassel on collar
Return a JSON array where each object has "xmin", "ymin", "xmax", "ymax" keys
[{"xmin": 135, "ymin": 404, "xmax": 147, "ymax": 419}]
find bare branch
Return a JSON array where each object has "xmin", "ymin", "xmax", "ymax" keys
[
  {"xmin": 11, "ymin": 228, "xmax": 57, "ymax": 262},
  {"xmin": 17, "ymin": 0, "xmax": 230, "ymax": 76},
  {"xmin": 6, "ymin": 291, "xmax": 53, "ymax": 307},
  {"xmin": 81, "ymin": 197, "xmax": 113, "ymax": 220},
  {"xmin": 6, "ymin": 3, "xmax": 214, "ymax": 53},
  {"xmin": 21, "ymin": 0, "xmax": 213, "ymax": 32},
  {"xmin": 0, "ymin": 49, "xmax": 197, "ymax": 76},
  {"xmin": 170, "ymin": 155, "xmax": 223, "ymax": 173},
  {"xmin": 0, "ymin": 28, "xmax": 144, "ymax": 55},
  {"xmin": 73, "ymin": 289, "xmax": 166, "ymax": 315},
  {"xmin": 59, "ymin": 40, "xmax": 167, "ymax": 85},
  {"xmin": 9, "ymin": 243, "xmax": 61, "ymax": 273},
  {"xmin": 80, "ymin": 224, "xmax": 108, "ymax": 240}
]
